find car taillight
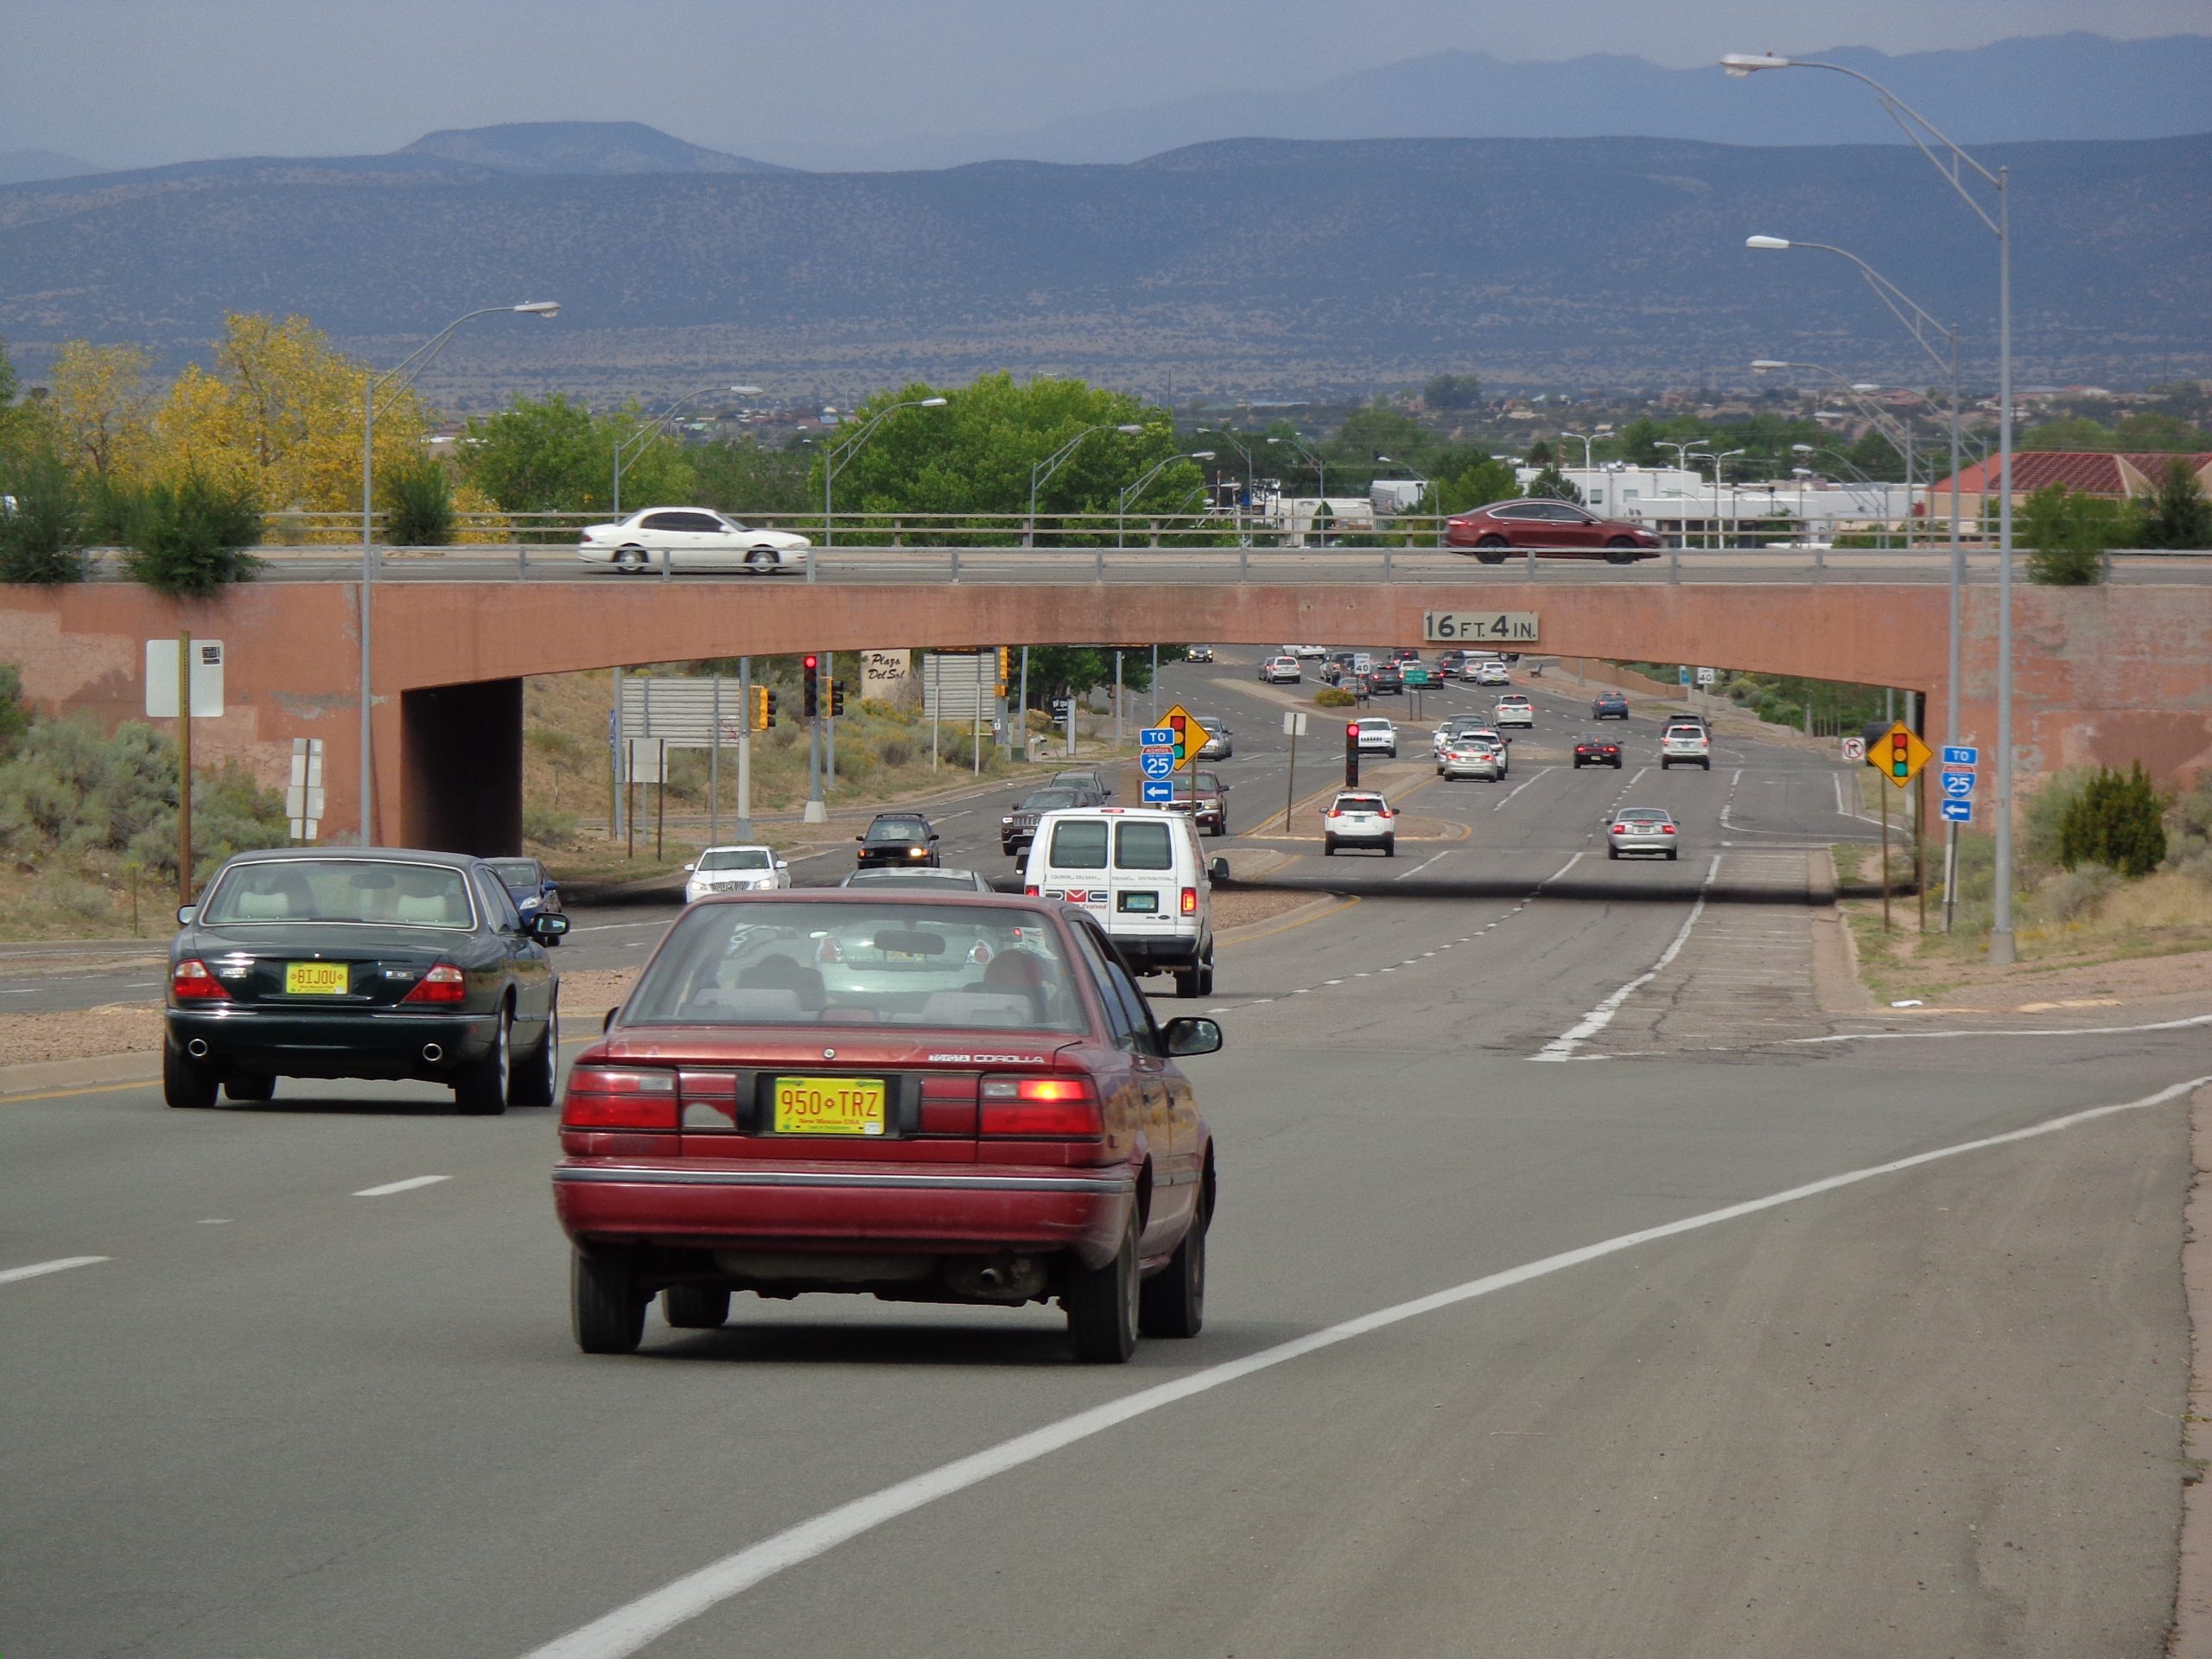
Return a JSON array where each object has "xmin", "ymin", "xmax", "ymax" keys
[
  {"xmin": 170, "ymin": 958, "xmax": 229, "ymax": 1001},
  {"xmin": 1180, "ymin": 887, "xmax": 1198, "ymax": 915},
  {"xmin": 979, "ymin": 1075, "xmax": 1102, "ymax": 1137},
  {"xmin": 1378, "ymin": 810, "xmax": 1394, "ymax": 820},
  {"xmin": 1024, "ymin": 885, "xmax": 1040, "ymax": 897},
  {"xmin": 400, "ymin": 963, "xmax": 467, "ymax": 1004},
  {"xmin": 562, "ymin": 1066, "xmax": 678, "ymax": 1129},
  {"xmin": 1661, "ymin": 824, "xmax": 1675, "ymax": 834},
  {"xmin": 1327, "ymin": 810, "xmax": 1342, "ymax": 818},
  {"xmin": 1611, "ymin": 824, "xmax": 1627, "ymax": 834}
]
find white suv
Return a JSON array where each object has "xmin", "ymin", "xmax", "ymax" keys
[
  {"xmin": 1351, "ymin": 717, "xmax": 1397, "ymax": 757},
  {"xmin": 1473, "ymin": 660, "xmax": 1510, "ymax": 686},
  {"xmin": 1322, "ymin": 791, "xmax": 1396, "ymax": 857},
  {"xmin": 1494, "ymin": 695, "xmax": 1535, "ymax": 728},
  {"xmin": 1660, "ymin": 722, "xmax": 1713, "ymax": 770},
  {"xmin": 1259, "ymin": 655, "xmax": 1301, "ymax": 684}
]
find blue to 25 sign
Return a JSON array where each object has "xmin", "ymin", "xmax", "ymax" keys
[
  {"xmin": 1942, "ymin": 745, "xmax": 1978, "ymax": 766},
  {"xmin": 1941, "ymin": 799, "xmax": 1973, "ymax": 823},
  {"xmin": 1141, "ymin": 779, "xmax": 1174, "ymax": 804},
  {"xmin": 1140, "ymin": 752, "xmax": 1174, "ymax": 779},
  {"xmin": 1940, "ymin": 768, "xmax": 1975, "ymax": 800},
  {"xmin": 1141, "ymin": 728, "xmax": 1173, "ymax": 747}
]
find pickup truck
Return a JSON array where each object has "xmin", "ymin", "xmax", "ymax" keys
[{"xmin": 1160, "ymin": 768, "xmax": 1230, "ymax": 836}]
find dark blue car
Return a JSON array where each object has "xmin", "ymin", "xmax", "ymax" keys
[{"xmin": 485, "ymin": 857, "xmax": 564, "ymax": 944}]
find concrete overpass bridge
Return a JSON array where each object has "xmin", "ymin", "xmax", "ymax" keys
[{"xmin": 3, "ymin": 564, "xmax": 2207, "ymax": 853}]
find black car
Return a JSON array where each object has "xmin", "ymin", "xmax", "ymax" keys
[
  {"xmin": 1001, "ymin": 785, "xmax": 1104, "ymax": 858},
  {"xmin": 1367, "ymin": 664, "xmax": 1404, "ymax": 696},
  {"xmin": 483, "ymin": 855, "xmax": 563, "ymax": 944},
  {"xmin": 855, "ymin": 811, "xmax": 942, "ymax": 869},
  {"xmin": 1048, "ymin": 767, "xmax": 1116, "ymax": 801},
  {"xmin": 1573, "ymin": 735, "xmax": 1624, "ymax": 769},
  {"xmin": 1592, "ymin": 692, "xmax": 1630, "ymax": 720},
  {"xmin": 163, "ymin": 848, "xmax": 568, "ymax": 1115}
]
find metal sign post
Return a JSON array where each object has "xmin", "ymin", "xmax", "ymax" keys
[
  {"xmin": 1940, "ymin": 744, "xmax": 1977, "ymax": 934},
  {"xmin": 176, "ymin": 631, "xmax": 193, "ymax": 905},
  {"xmin": 1281, "ymin": 709, "xmax": 1307, "ymax": 832},
  {"xmin": 736, "ymin": 657, "xmax": 754, "ymax": 842}
]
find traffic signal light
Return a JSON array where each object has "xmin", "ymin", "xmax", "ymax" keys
[
  {"xmin": 764, "ymin": 688, "xmax": 778, "ymax": 728},
  {"xmin": 802, "ymin": 655, "xmax": 819, "ymax": 718},
  {"xmin": 1344, "ymin": 721, "xmax": 1361, "ymax": 786},
  {"xmin": 1889, "ymin": 727, "xmax": 1911, "ymax": 780},
  {"xmin": 751, "ymin": 685, "xmax": 774, "ymax": 730},
  {"xmin": 830, "ymin": 680, "xmax": 846, "ymax": 717},
  {"xmin": 995, "ymin": 647, "xmax": 1010, "ymax": 696}
]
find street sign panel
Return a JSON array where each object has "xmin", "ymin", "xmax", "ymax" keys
[
  {"xmin": 1140, "ymin": 728, "xmax": 1173, "ymax": 748},
  {"xmin": 1876, "ymin": 721, "xmax": 1934, "ymax": 788},
  {"xmin": 1940, "ymin": 768, "xmax": 1975, "ymax": 800},
  {"xmin": 1423, "ymin": 611, "xmax": 1538, "ymax": 644},
  {"xmin": 1162, "ymin": 704, "xmax": 1211, "ymax": 772},
  {"xmin": 1677, "ymin": 665, "xmax": 1693, "ymax": 686},
  {"xmin": 1140, "ymin": 752, "xmax": 1174, "ymax": 779},
  {"xmin": 1941, "ymin": 799, "xmax": 1973, "ymax": 823},
  {"xmin": 1840, "ymin": 736, "xmax": 1866, "ymax": 763},
  {"xmin": 1942, "ymin": 745, "xmax": 1979, "ymax": 767},
  {"xmin": 1141, "ymin": 779, "xmax": 1174, "ymax": 804},
  {"xmin": 1281, "ymin": 711, "xmax": 1308, "ymax": 737},
  {"xmin": 1695, "ymin": 666, "xmax": 1717, "ymax": 685},
  {"xmin": 145, "ymin": 639, "xmax": 226, "ymax": 718}
]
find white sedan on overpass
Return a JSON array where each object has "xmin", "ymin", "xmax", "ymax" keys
[{"xmin": 578, "ymin": 508, "xmax": 812, "ymax": 575}]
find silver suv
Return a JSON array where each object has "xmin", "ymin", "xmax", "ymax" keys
[{"xmin": 1659, "ymin": 722, "xmax": 1712, "ymax": 770}]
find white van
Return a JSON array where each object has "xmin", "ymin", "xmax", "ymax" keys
[{"xmin": 1022, "ymin": 808, "xmax": 1223, "ymax": 998}]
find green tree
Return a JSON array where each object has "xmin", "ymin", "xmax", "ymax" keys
[
  {"xmin": 1014, "ymin": 646, "xmax": 1154, "ymax": 711},
  {"xmin": 1524, "ymin": 438, "xmax": 1554, "ymax": 467},
  {"xmin": 0, "ymin": 664, "xmax": 29, "ymax": 758},
  {"xmin": 2133, "ymin": 457, "xmax": 2212, "ymax": 550},
  {"xmin": 690, "ymin": 438, "xmax": 816, "ymax": 516},
  {"xmin": 459, "ymin": 395, "xmax": 696, "ymax": 515},
  {"xmin": 1423, "ymin": 373, "xmax": 1483, "ymax": 411},
  {"xmin": 1845, "ymin": 428, "xmax": 1906, "ymax": 481},
  {"xmin": 0, "ymin": 445, "xmax": 88, "ymax": 582},
  {"xmin": 1325, "ymin": 404, "xmax": 1435, "ymax": 479},
  {"xmin": 1523, "ymin": 464, "xmax": 1583, "ymax": 503},
  {"xmin": 1434, "ymin": 456, "xmax": 1517, "ymax": 514},
  {"xmin": 379, "ymin": 454, "xmax": 454, "ymax": 546},
  {"xmin": 2020, "ymin": 414, "xmax": 2119, "ymax": 452},
  {"xmin": 123, "ymin": 473, "xmax": 263, "ymax": 597},
  {"xmin": 2113, "ymin": 411, "xmax": 2207, "ymax": 453},
  {"xmin": 2021, "ymin": 484, "xmax": 2125, "ymax": 585},
  {"xmin": 2058, "ymin": 762, "xmax": 2167, "ymax": 877}
]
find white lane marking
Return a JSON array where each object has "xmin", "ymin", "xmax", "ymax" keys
[
  {"xmin": 1531, "ymin": 853, "xmax": 1722, "ymax": 1061},
  {"xmin": 1783, "ymin": 1013, "xmax": 2212, "ymax": 1046},
  {"xmin": 197, "ymin": 1218, "xmax": 232, "ymax": 1225},
  {"xmin": 352, "ymin": 1174, "xmax": 451, "ymax": 1198},
  {"xmin": 1542, "ymin": 849, "xmax": 1586, "ymax": 885},
  {"xmin": 1491, "ymin": 766, "xmax": 1555, "ymax": 810},
  {"xmin": 1623, "ymin": 766, "xmax": 1648, "ymax": 789},
  {"xmin": 1391, "ymin": 851, "xmax": 1450, "ymax": 882},
  {"xmin": 1, "ymin": 988, "xmax": 39, "ymax": 995},
  {"xmin": 518, "ymin": 1071, "xmax": 2212, "ymax": 1659},
  {"xmin": 0, "ymin": 1255, "xmax": 109, "ymax": 1285},
  {"xmin": 124, "ymin": 981, "xmax": 157, "ymax": 988}
]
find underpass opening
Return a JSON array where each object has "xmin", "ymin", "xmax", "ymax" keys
[{"xmin": 402, "ymin": 678, "xmax": 523, "ymax": 855}]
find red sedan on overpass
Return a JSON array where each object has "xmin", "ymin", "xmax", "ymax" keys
[
  {"xmin": 1446, "ymin": 499, "xmax": 1664, "ymax": 563},
  {"xmin": 553, "ymin": 891, "xmax": 1220, "ymax": 1363}
]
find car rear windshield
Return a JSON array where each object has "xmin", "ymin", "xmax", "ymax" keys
[
  {"xmin": 1047, "ymin": 820, "xmax": 1109, "ymax": 868},
  {"xmin": 200, "ymin": 860, "xmax": 475, "ymax": 928},
  {"xmin": 1338, "ymin": 796, "xmax": 1386, "ymax": 812},
  {"xmin": 485, "ymin": 860, "xmax": 539, "ymax": 885},
  {"xmin": 625, "ymin": 901, "xmax": 1085, "ymax": 1032},
  {"xmin": 1018, "ymin": 789, "xmax": 1081, "ymax": 810},
  {"xmin": 1357, "ymin": 720, "xmax": 1391, "ymax": 730},
  {"xmin": 699, "ymin": 848, "xmax": 772, "ymax": 871},
  {"xmin": 1116, "ymin": 821, "xmax": 1174, "ymax": 871}
]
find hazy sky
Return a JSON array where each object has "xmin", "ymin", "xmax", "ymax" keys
[{"xmin": 4, "ymin": 0, "xmax": 2208, "ymax": 169}]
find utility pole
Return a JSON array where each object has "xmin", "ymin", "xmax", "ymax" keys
[
  {"xmin": 736, "ymin": 658, "xmax": 753, "ymax": 842},
  {"xmin": 176, "ymin": 630, "xmax": 194, "ymax": 906}
]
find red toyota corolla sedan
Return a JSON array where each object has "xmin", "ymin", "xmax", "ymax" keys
[
  {"xmin": 1444, "ymin": 499, "xmax": 1663, "ymax": 563},
  {"xmin": 553, "ymin": 891, "xmax": 1220, "ymax": 1363}
]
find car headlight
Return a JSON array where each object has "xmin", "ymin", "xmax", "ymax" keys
[{"xmin": 907, "ymin": 846, "xmax": 927, "ymax": 858}]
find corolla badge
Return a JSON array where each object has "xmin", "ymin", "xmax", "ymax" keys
[{"xmin": 823, "ymin": 1047, "xmax": 836, "ymax": 1060}]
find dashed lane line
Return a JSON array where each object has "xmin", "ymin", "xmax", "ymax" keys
[
  {"xmin": 0, "ymin": 1255, "xmax": 109, "ymax": 1286},
  {"xmin": 352, "ymin": 1175, "xmax": 452, "ymax": 1198},
  {"xmin": 1530, "ymin": 854, "xmax": 1724, "ymax": 1062},
  {"xmin": 1491, "ymin": 766, "xmax": 1556, "ymax": 811}
]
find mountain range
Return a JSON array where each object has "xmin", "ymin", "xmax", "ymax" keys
[{"xmin": 1, "ymin": 126, "xmax": 2205, "ymax": 397}]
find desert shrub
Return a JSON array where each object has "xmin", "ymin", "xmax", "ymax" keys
[
  {"xmin": 2165, "ymin": 775, "xmax": 2212, "ymax": 867},
  {"xmin": 48, "ymin": 877, "xmax": 111, "ymax": 920},
  {"xmin": 0, "ymin": 446, "xmax": 88, "ymax": 582},
  {"xmin": 0, "ymin": 664, "xmax": 28, "ymax": 758},
  {"xmin": 382, "ymin": 456, "xmax": 455, "ymax": 547},
  {"xmin": 2031, "ymin": 863, "xmax": 2121, "ymax": 926},
  {"xmin": 2022, "ymin": 766, "xmax": 2094, "ymax": 877},
  {"xmin": 833, "ymin": 748, "xmax": 876, "ymax": 786},
  {"xmin": 1314, "ymin": 686, "xmax": 1357, "ymax": 709},
  {"xmin": 2021, "ymin": 484, "xmax": 2123, "ymax": 586},
  {"xmin": 523, "ymin": 804, "xmax": 578, "ymax": 848},
  {"xmin": 2057, "ymin": 761, "xmax": 2167, "ymax": 877},
  {"xmin": 877, "ymin": 740, "xmax": 912, "ymax": 769},
  {"xmin": 123, "ymin": 473, "xmax": 263, "ymax": 596}
]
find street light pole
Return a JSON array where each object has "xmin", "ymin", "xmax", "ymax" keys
[
  {"xmin": 1030, "ymin": 423, "xmax": 1146, "ymax": 548},
  {"xmin": 1265, "ymin": 435, "xmax": 1326, "ymax": 499},
  {"xmin": 819, "ymin": 396, "xmax": 950, "ymax": 575},
  {"xmin": 1561, "ymin": 430, "xmax": 1596, "ymax": 470},
  {"xmin": 357, "ymin": 299, "xmax": 558, "ymax": 846},
  {"xmin": 613, "ymin": 382, "xmax": 759, "ymax": 518},
  {"xmin": 1117, "ymin": 450, "xmax": 1213, "ymax": 544},
  {"xmin": 1725, "ymin": 49, "xmax": 2016, "ymax": 958}
]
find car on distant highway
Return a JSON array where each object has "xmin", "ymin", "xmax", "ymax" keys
[
  {"xmin": 1440, "ymin": 736, "xmax": 1508, "ymax": 781},
  {"xmin": 1258, "ymin": 654, "xmax": 1302, "ymax": 684},
  {"xmin": 1322, "ymin": 790, "xmax": 1396, "ymax": 856},
  {"xmin": 1160, "ymin": 767, "xmax": 1230, "ymax": 836},
  {"xmin": 1185, "ymin": 645, "xmax": 1214, "ymax": 663},
  {"xmin": 1592, "ymin": 691, "xmax": 1630, "ymax": 720},
  {"xmin": 1473, "ymin": 660, "xmax": 1510, "ymax": 687},
  {"xmin": 1001, "ymin": 785, "xmax": 1105, "ymax": 858},
  {"xmin": 1351, "ymin": 716, "xmax": 1397, "ymax": 758},
  {"xmin": 1389, "ymin": 647, "xmax": 1422, "ymax": 664},
  {"xmin": 552, "ymin": 890, "xmax": 1221, "ymax": 1362},
  {"xmin": 1195, "ymin": 720, "xmax": 1233, "ymax": 760},
  {"xmin": 838, "ymin": 867, "xmax": 995, "ymax": 892},
  {"xmin": 1606, "ymin": 806, "xmax": 1681, "ymax": 860},
  {"xmin": 1366, "ymin": 664, "xmax": 1404, "ymax": 696},
  {"xmin": 1494, "ymin": 694, "xmax": 1535, "ymax": 728},
  {"xmin": 1573, "ymin": 734, "xmax": 1624, "ymax": 770},
  {"xmin": 683, "ymin": 844, "xmax": 791, "ymax": 903},
  {"xmin": 855, "ymin": 812, "xmax": 942, "ymax": 869},
  {"xmin": 164, "ymin": 848, "xmax": 568, "ymax": 1114},
  {"xmin": 1289, "ymin": 644, "xmax": 1329, "ymax": 659},
  {"xmin": 484, "ymin": 856, "xmax": 565, "ymax": 938},
  {"xmin": 577, "ymin": 508, "xmax": 811, "ymax": 575},
  {"xmin": 1319, "ymin": 660, "xmax": 1351, "ymax": 687},
  {"xmin": 1661, "ymin": 721, "xmax": 1713, "ymax": 770},
  {"xmin": 1049, "ymin": 767, "xmax": 1116, "ymax": 801},
  {"xmin": 1432, "ymin": 715, "xmax": 1491, "ymax": 759},
  {"xmin": 1444, "ymin": 499, "xmax": 1664, "ymax": 563}
]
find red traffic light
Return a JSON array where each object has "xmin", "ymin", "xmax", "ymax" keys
[
  {"xmin": 1347, "ymin": 724, "xmax": 1359, "ymax": 739},
  {"xmin": 803, "ymin": 654, "xmax": 818, "ymax": 671}
]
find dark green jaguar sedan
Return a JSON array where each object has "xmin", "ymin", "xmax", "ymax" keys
[{"xmin": 163, "ymin": 848, "xmax": 568, "ymax": 1114}]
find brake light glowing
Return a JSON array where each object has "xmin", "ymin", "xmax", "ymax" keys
[
  {"xmin": 1024, "ymin": 885, "xmax": 1039, "ymax": 897},
  {"xmin": 1662, "ymin": 824, "xmax": 1676, "ymax": 833},
  {"xmin": 979, "ymin": 1074, "xmax": 1103, "ymax": 1137},
  {"xmin": 1611, "ymin": 824, "xmax": 1627, "ymax": 834},
  {"xmin": 562, "ymin": 1066, "xmax": 678, "ymax": 1130},
  {"xmin": 170, "ymin": 958, "xmax": 229, "ymax": 1001},
  {"xmin": 1180, "ymin": 886, "xmax": 1198, "ymax": 915},
  {"xmin": 400, "ymin": 963, "xmax": 467, "ymax": 1004}
]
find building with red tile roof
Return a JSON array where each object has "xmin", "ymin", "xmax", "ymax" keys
[{"xmin": 1923, "ymin": 450, "xmax": 2211, "ymax": 523}]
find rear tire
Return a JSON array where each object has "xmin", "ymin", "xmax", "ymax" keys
[
  {"xmin": 453, "ymin": 1007, "xmax": 512, "ymax": 1116},
  {"xmin": 614, "ymin": 546, "xmax": 647, "ymax": 573},
  {"xmin": 1173, "ymin": 959, "xmax": 1203, "ymax": 999},
  {"xmin": 661, "ymin": 1284, "xmax": 731, "ymax": 1329},
  {"xmin": 1382, "ymin": 837, "xmax": 1395, "ymax": 857},
  {"xmin": 572, "ymin": 1250, "xmax": 645, "ymax": 1355},
  {"xmin": 510, "ymin": 998, "xmax": 559, "ymax": 1108},
  {"xmin": 1667, "ymin": 849, "xmax": 1679, "ymax": 861},
  {"xmin": 1324, "ymin": 837, "xmax": 1337, "ymax": 856},
  {"xmin": 1476, "ymin": 536, "xmax": 1508, "ymax": 566},
  {"xmin": 1607, "ymin": 845, "xmax": 1620, "ymax": 860},
  {"xmin": 1198, "ymin": 952, "xmax": 1216, "ymax": 997},
  {"xmin": 1065, "ymin": 1226, "xmax": 1140, "ymax": 1363},
  {"xmin": 1701, "ymin": 759, "xmax": 1712, "ymax": 770},
  {"xmin": 1138, "ymin": 1216, "xmax": 1206, "ymax": 1338},
  {"xmin": 163, "ymin": 1043, "xmax": 219, "ymax": 1109},
  {"xmin": 223, "ymin": 1073, "xmax": 275, "ymax": 1103}
]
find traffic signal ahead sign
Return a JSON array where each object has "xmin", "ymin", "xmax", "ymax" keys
[
  {"xmin": 1874, "ymin": 721, "xmax": 1933, "ymax": 789},
  {"xmin": 1162, "ymin": 704, "xmax": 1211, "ymax": 772}
]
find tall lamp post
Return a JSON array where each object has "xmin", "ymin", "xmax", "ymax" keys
[
  {"xmin": 1030, "ymin": 423, "xmax": 1145, "ymax": 546},
  {"xmin": 1748, "ymin": 233, "xmax": 1967, "ymax": 927},
  {"xmin": 1696, "ymin": 448, "xmax": 1745, "ymax": 547},
  {"xmin": 1117, "ymin": 450, "xmax": 1214, "ymax": 543},
  {"xmin": 358, "ymin": 299, "xmax": 559, "ymax": 846},
  {"xmin": 1560, "ymin": 430, "xmax": 1597, "ymax": 470},
  {"xmin": 1265, "ymin": 434, "xmax": 1327, "ymax": 499},
  {"xmin": 1751, "ymin": 360, "xmax": 1922, "ymax": 546},
  {"xmin": 613, "ymin": 383, "xmax": 760, "ymax": 518},
  {"xmin": 1723, "ymin": 48, "xmax": 2016, "ymax": 959}
]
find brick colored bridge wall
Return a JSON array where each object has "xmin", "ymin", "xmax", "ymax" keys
[{"xmin": 0, "ymin": 581, "xmax": 2204, "ymax": 850}]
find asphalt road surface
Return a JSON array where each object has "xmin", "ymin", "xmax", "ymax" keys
[{"xmin": 4, "ymin": 652, "xmax": 2203, "ymax": 1658}]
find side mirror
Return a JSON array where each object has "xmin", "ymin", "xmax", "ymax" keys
[
  {"xmin": 176, "ymin": 905, "xmax": 197, "ymax": 926},
  {"xmin": 531, "ymin": 912, "xmax": 571, "ymax": 940},
  {"xmin": 1209, "ymin": 858, "xmax": 1230, "ymax": 883},
  {"xmin": 1162, "ymin": 1016, "xmax": 1224, "ymax": 1058},
  {"xmin": 601, "ymin": 1007, "xmax": 618, "ymax": 1033},
  {"xmin": 774, "ymin": 860, "xmax": 788, "ymax": 871},
  {"xmin": 855, "ymin": 835, "xmax": 866, "ymax": 842},
  {"xmin": 682, "ymin": 862, "xmax": 696, "ymax": 873}
]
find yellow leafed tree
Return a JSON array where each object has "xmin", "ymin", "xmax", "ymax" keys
[
  {"xmin": 146, "ymin": 314, "xmax": 430, "ymax": 539},
  {"xmin": 46, "ymin": 340, "xmax": 156, "ymax": 478}
]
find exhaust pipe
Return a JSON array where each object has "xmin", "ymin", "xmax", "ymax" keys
[
  {"xmin": 421, "ymin": 1042, "xmax": 444, "ymax": 1063},
  {"xmin": 187, "ymin": 1038, "xmax": 210, "ymax": 1058}
]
